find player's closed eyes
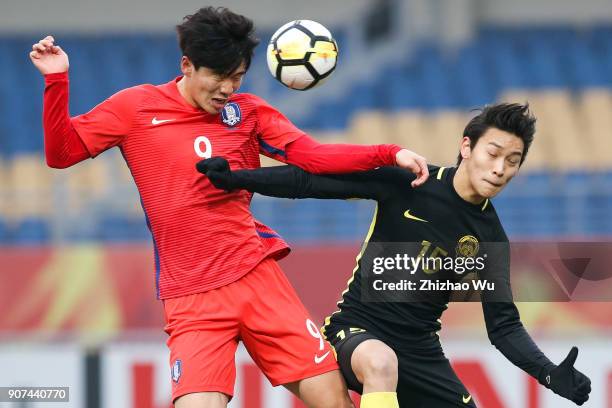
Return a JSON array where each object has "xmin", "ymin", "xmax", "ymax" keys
[{"xmin": 215, "ymin": 73, "xmax": 244, "ymax": 81}]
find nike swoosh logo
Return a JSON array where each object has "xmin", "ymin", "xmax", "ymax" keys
[
  {"xmin": 463, "ymin": 395, "xmax": 472, "ymax": 404},
  {"xmin": 151, "ymin": 117, "xmax": 175, "ymax": 125},
  {"xmin": 404, "ymin": 209, "xmax": 428, "ymax": 223},
  {"xmin": 314, "ymin": 351, "xmax": 331, "ymax": 364}
]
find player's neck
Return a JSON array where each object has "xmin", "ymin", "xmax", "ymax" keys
[
  {"xmin": 453, "ymin": 165, "xmax": 486, "ymax": 205},
  {"xmin": 176, "ymin": 77, "xmax": 199, "ymax": 108}
]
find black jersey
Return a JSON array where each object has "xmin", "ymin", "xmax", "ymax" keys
[{"xmin": 223, "ymin": 164, "xmax": 554, "ymax": 380}]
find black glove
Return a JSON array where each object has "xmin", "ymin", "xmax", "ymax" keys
[
  {"xmin": 196, "ymin": 157, "xmax": 235, "ymax": 191},
  {"xmin": 539, "ymin": 347, "xmax": 591, "ymax": 405}
]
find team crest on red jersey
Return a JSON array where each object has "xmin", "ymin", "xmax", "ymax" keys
[
  {"xmin": 221, "ymin": 102, "xmax": 242, "ymax": 127},
  {"xmin": 171, "ymin": 359, "xmax": 182, "ymax": 383}
]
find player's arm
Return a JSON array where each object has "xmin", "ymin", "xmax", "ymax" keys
[
  {"xmin": 284, "ymin": 135, "xmax": 428, "ymax": 188},
  {"xmin": 42, "ymin": 72, "xmax": 91, "ymax": 168},
  {"xmin": 31, "ymin": 36, "xmax": 139, "ymax": 168},
  {"xmin": 481, "ymin": 227, "xmax": 591, "ymax": 406},
  {"xmin": 251, "ymin": 94, "xmax": 428, "ymax": 187},
  {"xmin": 30, "ymin": 36, "xmax": 90, "ymax": 168},
  {"xmin": 196, "ymin": 157, "xmax": 405, "ymax": 201}
]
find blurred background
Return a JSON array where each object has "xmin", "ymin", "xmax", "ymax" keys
[{"xmin": 1, "ymin": 0, "xmax": 611, "ymax": 406}]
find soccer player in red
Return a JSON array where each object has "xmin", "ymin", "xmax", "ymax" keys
[{"xmin": 29, "ymin": 7, "xmax": 429, "ymax": 408}]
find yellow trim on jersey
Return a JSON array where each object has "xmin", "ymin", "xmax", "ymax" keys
[
  {"xmin": 436, "ymin": 167, "xmax": 446, "ymax": 180},
  {"xmin": 481, "ymin": 198, "xmax": 489, "ymax": 211},
  {"xmin": 321, "ymin": 204, "xmax": 379, "ymax": 339}
]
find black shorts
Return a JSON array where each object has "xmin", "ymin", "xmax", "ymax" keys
[{"xmin": 327, "ymin": 326, "xmax": 477, "ymax": 408}]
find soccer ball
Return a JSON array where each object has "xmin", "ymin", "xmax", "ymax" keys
[{"xmin": 267, "ymin": 20, "xmax": 338, "ymax": 90}]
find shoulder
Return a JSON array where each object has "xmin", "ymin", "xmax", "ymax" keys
[
  {"xmin": 361, "ymin": 166, "xmax": 418, "ymax": 184},
  {"xmin": 485, "ymin": 204, "xmax": 508, "ymax": 242},
  {"xmin": 121, "ymin": 83, "xmax": 157, "ymax": 96},
  {"xmin": 231, "ymin": 93, "xmax": 270, "ymax": 107},
  {"xmin": 228, "ymin": 93, "xmax": 277, "ymax": 119},
  {"xmin": 83, "ymin": 85, "xmax": 153, "ymax": 117},
  {"xmin": 232, "ymin": 93, "xmax": 284, "ymax": 116},
  {"xmin": 387, "ymin": 163, "xmax": 443, "ymax": 186},
  {"xmin": 361, "ymin": 165, "xmax": 452, "ymax": 185},
  {"xmin": 426, "ymin": 164, "xmax": 449, "ymax": 182},
  {"xmin": 108, "ymin": 84, "xmax": 155, "ymax": 104}
]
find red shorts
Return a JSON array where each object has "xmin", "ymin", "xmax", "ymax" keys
[{"xmin": 163, "ymin": 257, "xmax": 338, "ymax": 402}]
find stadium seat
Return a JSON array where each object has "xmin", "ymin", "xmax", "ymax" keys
[
  {"xmin": 348, "ymin": 111, "xmax": 392, "ymax": 145},
  {"xmin": 384, "ymin": 65, "xmax": 421, "ymax": 109},
  {"xmin": 561, "ymin": 172, "xmax": 596, "ymax": 235},
  {"xmin": 7, "ymin": 155, "xmax": 53, "ymax": 219},
  {"xmin": 390, "ymin": 112, "xmax": 434, "ymax": 159},
  {"xmin": 414, "ymin": 47, "xmax": 459, "ymax": 109},
  {"xmin": 499, "ymin": 90, "xmax": 554, "ymax": 171},
  {"xmin": 577, "ymin": 90, "xmax": 612, "ymax": 169},
  {"xmin": 428, "ymin": 111, "xmax": 467, "ymax": 166},
  {"xmin": 13, "ymin": 217, "xmax": 50, "ymax": 244},
  {"xmin": 0, "ymin": 218, "xmax": 9, "ymax": 243},
  {"xmin": 98, "ymin": 213, "xmax": 150, "ymax": 241},
  {"xmin": 65, "ymin": 157, "xmax": 111, "ymax": 210},
  {"xmin": 453, "ymin": 43, "xmax": 496, "ymax": 108},
  {"xmin": 537, "ymin": 91, "xmax": 587, "ymax": 170}
]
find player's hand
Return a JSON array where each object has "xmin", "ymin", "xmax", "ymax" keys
[
  {"xmin": 395, "ymin": 149, "xmax": 429, "ymax": 188},
  {"xmin": 196, "ymin": 157, "xmax": 235, "ymax": 191},
  {"xmin": 29, "ymin": 36, "xmax": 69, "ymax": 75},
  {"xmin": 539, "ymin": 347, "xmax": 591, "ymax": 405}
]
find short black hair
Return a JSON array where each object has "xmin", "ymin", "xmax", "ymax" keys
[
  {"xmin": 176, "ymin": 7, "xmax": 260, "ymax": 76},
  {"xmin": 457, "ymin": 102, "xmax": 536, "ymax": 166}
]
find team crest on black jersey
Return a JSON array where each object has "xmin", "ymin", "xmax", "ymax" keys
[
  {"xmin": 221, "ymin": 102, "xmax": 241, "ymax": 127},
  {"xmin": 456, "ymin": 235, "xmax": 479, "ymax": 257}
]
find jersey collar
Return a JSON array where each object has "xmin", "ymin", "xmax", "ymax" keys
[
  {"xmin": 437, "ymin": 167, "xmax": 489, "ymax": 212},
  {"xmin": 164, "ymin": 76, "xmax": 209, "ymax": 114}
]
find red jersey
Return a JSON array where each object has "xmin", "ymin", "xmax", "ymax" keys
[{"xmin": 72, "ymin": 77, "xmax": 300, "ymax": 299}]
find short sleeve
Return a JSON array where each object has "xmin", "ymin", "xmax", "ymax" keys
[
  {"xmin": 71, "ymin": 86, "xmax": 145, "ymax": 157},
  {"xmin": 250, "ymin": 94, "xmax": 306, "ymax": 161}
]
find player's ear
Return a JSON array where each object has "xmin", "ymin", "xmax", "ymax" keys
[
  {"xmin": 460, "ymin": 136, "xmax": 471, "ymax": 160},
  {"xmin": 181, "ymin": 56, "xmax": 194, "ymax": 77}
]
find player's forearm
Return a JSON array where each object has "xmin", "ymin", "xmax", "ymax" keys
[
  {"xmin": 491, "ymin": 323, "xmax": 555, "ymax": 378},
  {"xmin": 485, "ymin": 303, "xmax": 554, "ymax": 379},
  {"xmin": 230, "ymin": 165, "xmax": 374, "ymax": 200},
  {"xmin": 198, "ymin": 157, "xmax": 380, "ymax": 199},
  {"xmin": 230, "ymin": 166, "xmax": 308, "ymax": 198},
  {"xmin": 285, "ymin": 134, "xmax": 401, "ymax": 174},
  {"xmin": 43, "ymin": 72, "xmax": 90, "ymax": 168}
]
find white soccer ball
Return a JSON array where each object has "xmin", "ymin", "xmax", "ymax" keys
[{"xmin": 266, "ymin": 20, "xmax": 338, "ymax": 90}]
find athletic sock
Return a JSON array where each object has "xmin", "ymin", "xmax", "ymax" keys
[{"xmin": 360, "ymin": 392, "xmax": 399, "ymax": 408}]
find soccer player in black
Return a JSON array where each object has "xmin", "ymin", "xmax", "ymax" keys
[{"xmin": 196, "ymin": 103, "xmax": 591, "ymax": 407}]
